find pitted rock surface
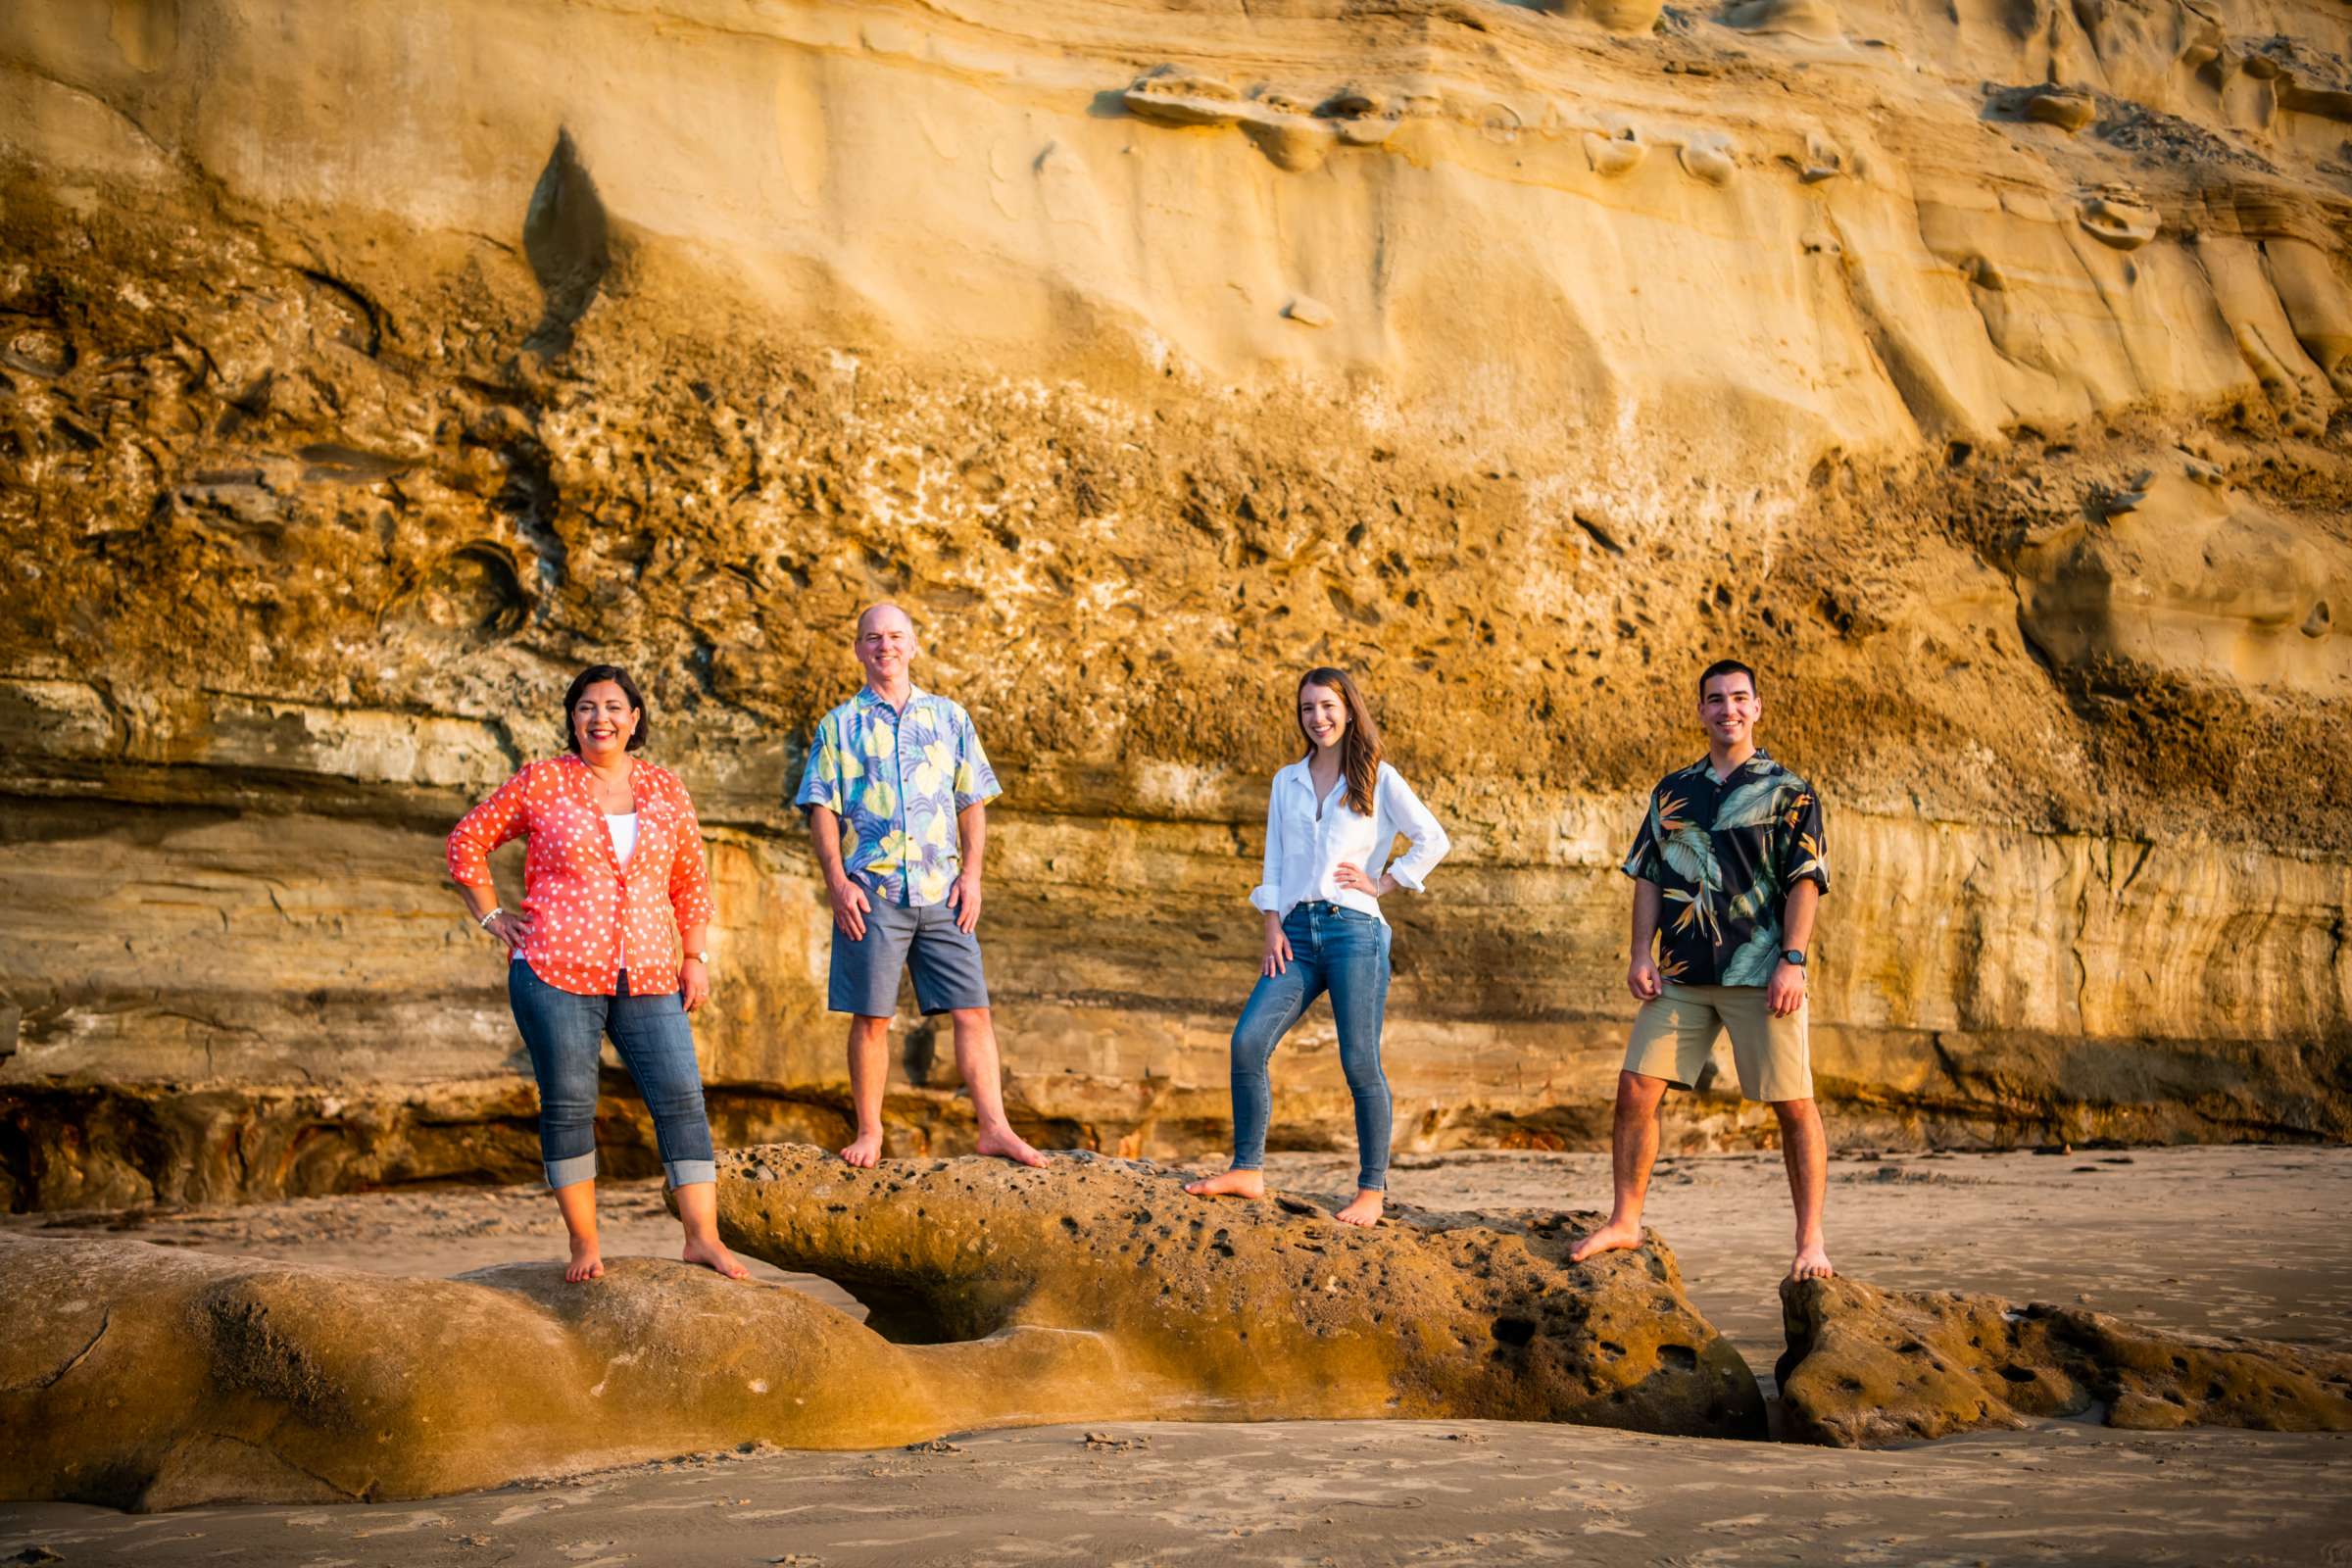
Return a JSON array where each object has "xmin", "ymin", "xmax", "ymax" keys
[
  {"xmin": 714, "ymin": 1145, "xmax": 1768, "ymax": 1437},
  {"xmin": 1776, "ymin": 1275, "xmax": 2352, "ymax": 1446}
]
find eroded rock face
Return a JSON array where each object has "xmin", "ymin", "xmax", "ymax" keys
[
  {"xmin": 0, "ymin": 1152, "xmax": 1761, "ymax": 1507},
  {"xmin": 3, "ymin": 0, "xmax": 2350, "ymax": 1202},
  {"xmin": 0, "ymin": 1231, "xmax": 1118, "ymax": 1508},
  {"xmin": 713, "ymin": 1145, "xmax": 1767, "ymax": 1436},
  {"xmin": 1776, "ymin": 1275, "xmax": 2352, "ymax": 1446}
]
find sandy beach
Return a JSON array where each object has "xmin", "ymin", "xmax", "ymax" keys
[{"xmin": 4, "ymin": 1145, "xmax": 2347, "ymax": 1565}]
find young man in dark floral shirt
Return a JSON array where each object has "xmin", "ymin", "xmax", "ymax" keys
[{"xmin": 1571, "ymin": 659, "xmax": 1835, "ymax": 1282}]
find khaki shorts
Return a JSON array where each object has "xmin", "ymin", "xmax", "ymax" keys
[{"xmin": 1624, "ymin": 983, "xmax": 1813, "ymax": 1102}]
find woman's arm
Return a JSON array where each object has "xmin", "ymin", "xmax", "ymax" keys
[
  {"xmin": 1370, "ymin": 765, "xmax": 1449, "ymax": 895},
  {"xmin": 448, "ymin": 767, "xmax": 535, "ymax": 952},
  {"xmin": 665, "ymin": 774, "xmax": 718, "ymax": 1009},
  {"xmin": 1249, "ymin": 780, "xmax": 1291, "ymax": 976}
]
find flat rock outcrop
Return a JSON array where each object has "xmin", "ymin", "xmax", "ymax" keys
[
  {"xmin": 3, "ymin": 0, "xmax": 2350, "ymax": 1201},
  {"xmin": 715, "ymin": 1146, "xmax": 1767, "ymax": 1433},
  {"xmin": 0, "ymin": 1150, "xmax": 1761, "ymax": 1508},
  {"xmin": 1776, "ymin": 1275, "xmax": 2352, "ymax": 1446}
]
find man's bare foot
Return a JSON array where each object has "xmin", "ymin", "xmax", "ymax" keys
[
  {"xmin": 840, "ymin": 1130, "xmax": 884, "ymax": 1168},
  {"xmin": 1334, "ymin": 1189, "xmax": 1386, "ymax": 1227},
  {"xmin": 1183, "ymin": 1167, "xmax": 1266, "ymax": 1200},
  {"xmin": 1568, "ymin": 1217, "xmax": 1643, "ymax": 1263},
  {"xmin": 975, "ymin": 1125, "xmax": 1050, "ymax": 1167},
  {"xmin": 564, "ymin": 1238, "xmax": 605, "ymax": 1284},
  {"xmin": 1789, "ymin": 1241, "xmax": 1835, "ymax": 1282},
  {"xmin": 683, "ymin": 1236, "xmax": 750, "ymax": 1280}
]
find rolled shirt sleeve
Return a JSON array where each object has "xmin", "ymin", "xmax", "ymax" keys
[
  {"xmin": 951, "ymin": 706, "xmax": 1003, "ymax": 811},
  {"xmin": 447, "ymin": 768, "xmax": 531, "ymax": 886},
  {"xmin": 1375, "ymin": 765, "xmax": 1448, "ymax": 892},
  {"xmin": 664, "ymin": 772, "xmax": 717, "ymax": 930},
  {"xmin": 1249, "ymin": 781, "xmax": 1284, "ymax": 913}
]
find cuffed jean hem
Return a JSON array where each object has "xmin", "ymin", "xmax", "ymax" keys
[
  {"xmin": 665, "ymin": 1159, "xmax": 717, "ymax": 1188},
  {"xmin": 546, "ymin": 1152, "xmax": 598, "ymax": 1190}
]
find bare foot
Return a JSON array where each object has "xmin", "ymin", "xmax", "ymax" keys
[
  {"xmin": 840, "ymin": 1130, "xmax": 884, "ymax": 1168},
  {"xmin": 975, "ymin": 1125, "xmax": 1050, "ymax": 1168},
  {"xmin": 1183, "ymin": 1167, "xmax": 1266, "ymax": 1200},
  {"xmin": 1568, "ymin": 1217, "xmax": 1643, "ymax": 1263},
  {"xmin": 564, "ymin": 1238, "xmax": 605, "ymax": 1284},
  {"xmin": 683, "ymin": 1236, "xmax": 749, "ymax": 1280},
  {"xmin": 1334, "ymin": 1189, "xmax": 1386, "ymax": 1227},
  {"xmin": 1789, "ymin": 1241, "xmax": 1835, "ymax": 1282}
]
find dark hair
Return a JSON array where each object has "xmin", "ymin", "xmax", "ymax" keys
[
  {"xmin": 562, "ymin": 664, "xmax": 649, "ymax": 754},
  {"xmin": 1295, "ymin": 667, "xmax": 1384, "ymax": 817},
  {"xmin": 1697, "ymin": 659, "xmax": 1758, "ymax": 701}
]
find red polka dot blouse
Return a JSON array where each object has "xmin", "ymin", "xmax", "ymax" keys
[{"xmin": 446, "ymin": 754, "xmax": 716, "ymax": 997}]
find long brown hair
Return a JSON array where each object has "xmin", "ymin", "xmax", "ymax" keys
[{"xmin": 1296, "ymin": 666, "xmax": 1383, "ymax": 816}]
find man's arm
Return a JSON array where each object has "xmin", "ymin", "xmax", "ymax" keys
[
  {"xmin": 950, "ymin": 801, "xmax": 986, "ymax": 935},
  {"xmin": 1767, "ymin": 879, "xmax": 1820, "ymax": 1017},
  {"xmin": 1628, "ymin": 878, "xmax": 1663, "ymax": 1001},
  {"xmin": 808, "ymin": 805, "xmax": 870, "ymax": 940}
]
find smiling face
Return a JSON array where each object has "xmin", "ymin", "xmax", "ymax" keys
[
  {"xmin": 1697, "ymin": 669, "xmax": 1761, "ymax": 750},
  {"xmin": 1298, "ymin": 681, "xmax": 1349, "ymax": 753},
  {"xmin": 572, "ymin": 680, "xmax": 640, "ymax": 760},
  {"xmin": 855, "ymin": 605, "xmax": 917, "ymax": 689}
]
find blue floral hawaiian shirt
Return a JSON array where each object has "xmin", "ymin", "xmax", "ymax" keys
[{"xmin": 793, "ymin": 686, "xmax": 1002, "ymax": 906}]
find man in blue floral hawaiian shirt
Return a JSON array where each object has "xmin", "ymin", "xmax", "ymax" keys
[
  {"xmin": 1571, "ymin": 658, "xmax": 1835, "ymax": 1282},
  {"xmin": 795, "ymin": 604, "xmax": 1048, "ymax": 1169}
]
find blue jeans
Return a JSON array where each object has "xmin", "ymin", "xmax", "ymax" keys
[
  {"xmin": 1229, "ymin": 902, "xmax": 1395, "ymax": 1191},
  {"xmin": 507, "ymin": 958, "xmax": 717, "ymax": 1191}
]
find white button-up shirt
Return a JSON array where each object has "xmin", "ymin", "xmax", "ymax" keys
[{"xmin": 1250, "ymin": 760, "xmax": 1450, "ymax": 923}]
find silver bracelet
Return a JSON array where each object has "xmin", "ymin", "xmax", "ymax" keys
[{"xmin": 476, "ymin": 906, "xmax": 502, "ymax": 930}]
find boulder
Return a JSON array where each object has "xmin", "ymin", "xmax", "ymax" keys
[
  {"xmin": 1777, "ymin": 1275, "xmax": 2352, "ymax": 1446},
  {"xmin": 713, "ymin": 1145, "xmax": 1767, "ymax": 1436}
]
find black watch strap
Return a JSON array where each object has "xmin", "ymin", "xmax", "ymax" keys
[{"xmin": 1782, "ymin": 949, "xmax": 1807, "ymax": 967}]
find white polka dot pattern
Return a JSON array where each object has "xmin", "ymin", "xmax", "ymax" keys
[{"xmin": 446, "ymin": 754, "xmax": 716, "ymax": 997}]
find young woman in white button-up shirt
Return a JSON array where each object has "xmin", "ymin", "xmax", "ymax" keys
[{"xmin": 1186, "ymin": 667, "xmax": 1449, "ymax": 1225}]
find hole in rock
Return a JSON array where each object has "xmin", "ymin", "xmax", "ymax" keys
[
  {"xmin": 1491, "ymin": 1317, "xmax": 1538, "ymax": 1347},
  {"xmin": 1998, "ymin": 1364, "xmax": 2037, "ymax": 1382},
  {"xmin": 1657, "ymin": 1345, "xmax": 1698, "ymax": 1371}
]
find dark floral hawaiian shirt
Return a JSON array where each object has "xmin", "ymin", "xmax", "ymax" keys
[{"xmin": 1621, "ymin": 749, "xmax": 1829, "ymax": 988}]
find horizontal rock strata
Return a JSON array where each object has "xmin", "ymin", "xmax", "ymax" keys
[
  {"xmin": 1776, "ymin": 1275, "xmax": 2352, "ymax": 1445},
  {"xmin": 2, "ymin": 0, "xmax": 2349, "ymax": 1201}
]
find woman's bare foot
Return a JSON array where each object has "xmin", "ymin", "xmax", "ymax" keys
[
  {"xmin": 683, "ymin": 1236, "xmax": 750, "ymax": 1280},
  {"xmin": 1334, "ymin": 1189, "xmax": 1386, "ymax": 1227},
  {"xmin": 840, "ymin": 1129, "xmax": 884, "ymax": 1168},
  {"xmin": 564, "ymin": 1237, "xmax": 605, "ymax": 1283},
  {"xmin": 1789, "ymin": 1240, "xmax": 1835, "ymax": 1282},
  {"xmin": 1568, "ymin": 1217, "xmax": 1644, "ymax": 1263},
  {"xmin": 975, "ymin": 1125, "xmax": 1051, "ymax": 1167},
  {"xmin": 1184, "ymin": 1167, "xmax": 1266, "ymax": 1200}
]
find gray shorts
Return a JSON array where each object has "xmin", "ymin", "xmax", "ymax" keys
[{"xmin": 829, "ymin": 897, "xmax": 992, "ymax": 1017}]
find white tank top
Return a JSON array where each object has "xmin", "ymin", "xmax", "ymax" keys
[{"xmin": 606, "ymin": 811, "xmax": 638, "ymax": 865}]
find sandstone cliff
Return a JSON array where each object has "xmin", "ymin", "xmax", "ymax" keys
[{"xmin": 2, "ymin": 0, "xmax": 2348, "ymax": 1206}]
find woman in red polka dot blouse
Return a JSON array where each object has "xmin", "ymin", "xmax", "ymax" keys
[{"xmin": 448, "ymin": 664, "xmax": 747, "ymax": 1284}]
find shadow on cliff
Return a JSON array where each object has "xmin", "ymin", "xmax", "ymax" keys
[{"xmin": 521, "ymin": 129, "xmax": 609, "ymax": 358}]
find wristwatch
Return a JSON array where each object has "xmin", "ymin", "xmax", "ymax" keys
[
  {"xmin": 686, "ymin": 950, "xmax": 710, "ymax": 964},
  {"xmin": 1782, "ymin": 949, "xmax": 1807, "ymax": 966}
]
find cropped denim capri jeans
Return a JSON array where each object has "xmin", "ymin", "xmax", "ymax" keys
[{"xmin": 508, "ymin": 957, "xmax": 717, "ymax": 1190}]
